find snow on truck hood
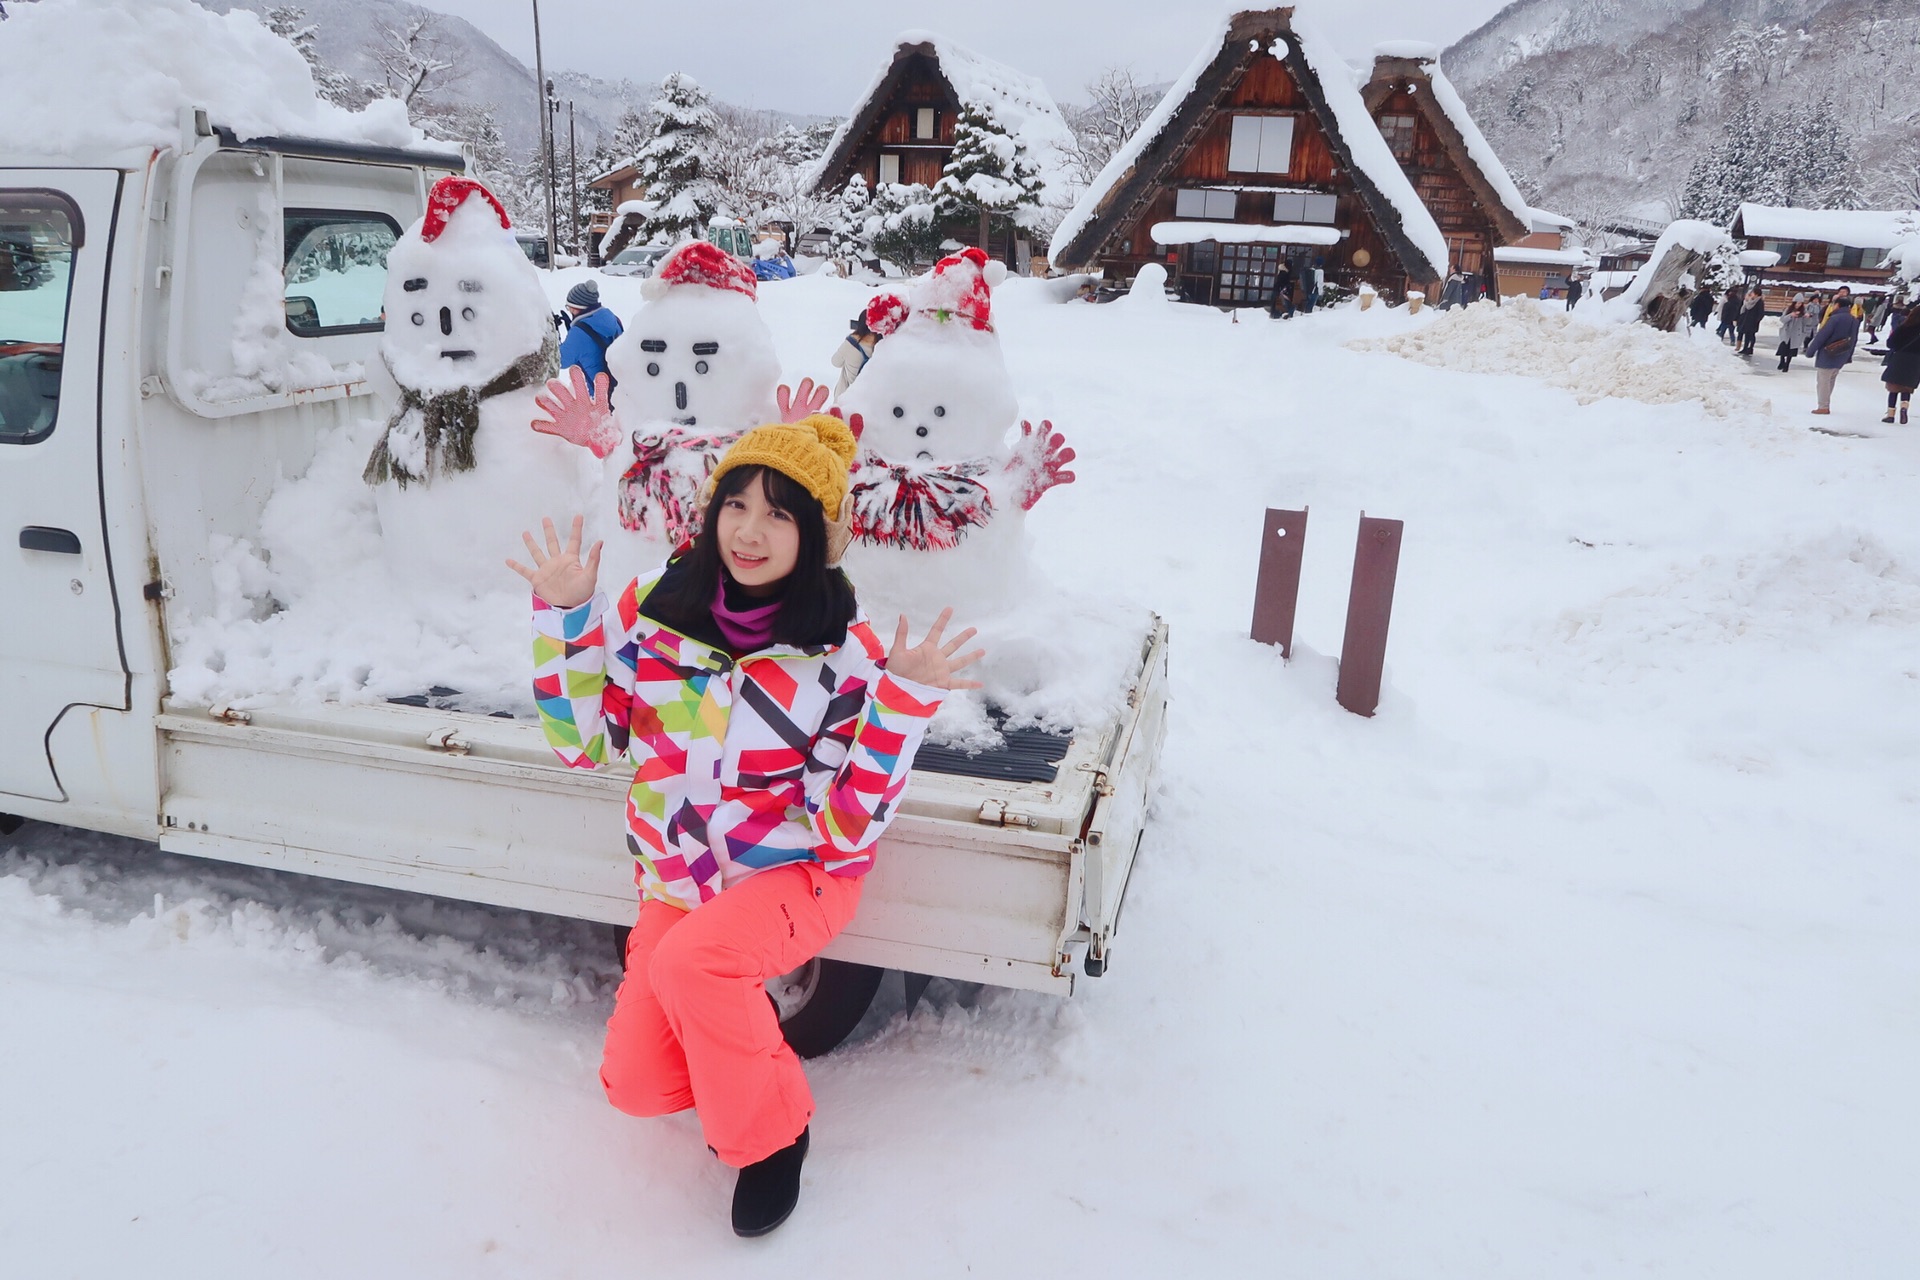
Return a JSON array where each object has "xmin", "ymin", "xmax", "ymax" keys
[{"xmin": 0, "ymin": 0, "xmax": 444, "ymax": 160}]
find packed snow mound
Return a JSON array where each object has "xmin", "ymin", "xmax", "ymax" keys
[
  {"xmin": 0, "ymin": 0, "xmax": 433, "ymax": 158},
  {"xmin": 1347, "ymin": 297, "xmax": 1765, "ymax": 417}
]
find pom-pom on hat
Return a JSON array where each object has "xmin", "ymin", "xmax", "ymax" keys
[
  {"xmin": 912, "ymin": 246, "xmax": 1008, "ymax": 331},
  {"xmin": 708, "ymin": 414, "xmax": 858, "ymax": 523},
  {"xmin": 565, "ymin": 279, "xmax": 601, "ymax": 309},
  {"xmin": 641, "ymin": 239, "xmax": 759, "ymax": 302},
  {"xmin": 420, "ymin": 175, "xmax": 512, "ymax": 242},
  {"xmin": 865, "ymin": 292, "xmax": 909, "ymax": 337}
]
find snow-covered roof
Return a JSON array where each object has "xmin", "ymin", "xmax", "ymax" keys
[
  {"xmin": 0, "ymin": 0, "xmax": 437, "ymax": 163},
  {"xmin": 1733, "ymin": 204, "xmax": 1918, "ymax": 250},
  {"xmin": 1050, "ymin": 9, "xmax": 1450, "ymax": 281},
  {"xmin": 1366, "ymin": 46, "xmax": 1533, "ymax": 238},
  {"xmin": 809, "ymin": 32, "xmax": 1077, "ymax": 223},
  {"xmin": 1493, "ymin": 245, "xmax": 1588, "ymax": 267},
  {"xmin": 1151, "ymin": 221, "xmax": 1344, "ymax": 247},
  {"xmin": 1528, "ymin": 206, "xmax": 1575, "ymax": 233}
]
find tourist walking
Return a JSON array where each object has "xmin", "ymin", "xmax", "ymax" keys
[
  {"xmin": 1775, "ymin": 298, "xmax": 1814, "ymax": 372},
  {"xmin": 1565, "ymin": 276, "xmax": 1584, "ymax": 310},
  {"xmin": 1268, "ymin": 262, "xmax": 1296, "ymax": 319},
  {"xmin": 1880, "ymin": 304, "xmax": 1918, "ymax": 425},
  {"xmin": 1736, "ymin": 288, "xmax": 1766, "ymax": 355},
  {"xmin": 1806, "ymin": 291, "xmax": 1862, "ymax": 415},
  {"xmin": 1689, "ymin": 288, "xmax": 1716, "ymax": 330},
  {"xmin": 1717, "ymin": 286, "xmax": 1744, "ymax": 343}
]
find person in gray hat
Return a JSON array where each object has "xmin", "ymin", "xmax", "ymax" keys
[{"xmin": 559, "ymin": 278, "xmax": 624, "ymax": 400}]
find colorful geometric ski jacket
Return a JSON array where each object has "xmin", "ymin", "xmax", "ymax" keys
[{"xmin": 532, "ymin": 571, "xmax": 946, "ymax": 911}]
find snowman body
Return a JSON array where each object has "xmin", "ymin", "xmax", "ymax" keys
[
  {"xmin": 367, "ymin": 181, "xmax": 594, "ymax": 593},
  {"xmin": 591, "ymin": 250, "xmax": 782, "ymax": 591},
  {"xmin": 838, "ymin": 303, "xmax": 1031, "ymax": 621}
]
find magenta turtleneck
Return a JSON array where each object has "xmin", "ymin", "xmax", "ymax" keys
[{"xmin": 711, "ymin": 572, "xmax": 781, "ymax": 653}]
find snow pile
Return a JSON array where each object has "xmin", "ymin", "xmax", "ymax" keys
[
  {"xmin": 1348, "ymin": 296, "xmax": 1765, "ymax": 416},
  {"xmin": 0, "ymin": 0, "xmax": 432, "ymax": 158}
]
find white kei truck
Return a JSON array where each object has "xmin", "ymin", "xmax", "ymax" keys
[{"xmin": 0, "ymin": 115, "xmax": 1168, "ymax": 1055}]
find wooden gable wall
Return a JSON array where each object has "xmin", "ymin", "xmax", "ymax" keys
[{"xmin": 1366, "ymin": 79, "xmax": 1504, "ymax": 279}]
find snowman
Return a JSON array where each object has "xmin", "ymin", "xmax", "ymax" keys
[
  {"xmin": 836, "ymin": 247, "xmax": 1076, "ymax": 620},
  {"xmin": 363, "ymin": 175, "xmax": 595, "ymax": 591},
  {"xmin": 532, "ymin": 239, "xmax": 809, "ymax": 589}
]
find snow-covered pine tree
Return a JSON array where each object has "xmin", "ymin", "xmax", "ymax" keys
[
  {"xmin": 608, "ymin": 108, "xmax": 651, "ymax": 164},
  {"xmin": 1793, "ymin": 100, "xmax": 1858, "ymax": 209},
  {"xmin": 933, "ymin": 104, "xmax": 1043, "ymax": 251},
  {"xmin": 634, "ymin": 72, "xmax": 721, "ymax": 243},
  {"xmin": 865, "ymin": 182, "xmax": 944, "ymax": 271},
  {"xmin": 826, "ymin": 175, "xmax": 870, "ymax": 262}
]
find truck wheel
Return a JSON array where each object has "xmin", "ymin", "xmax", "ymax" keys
[
  {"xmin": 0, "ymin": 814, "xmax": 22, "ymax": 836},
  {"xmin": 768, "ymin": 958, "xmax": 884, "ymax": 1059}
]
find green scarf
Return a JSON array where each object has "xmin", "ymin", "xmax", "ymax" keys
[{"xmin": 364, "ymin": 328, "xmax": 559, "ymax": 489}]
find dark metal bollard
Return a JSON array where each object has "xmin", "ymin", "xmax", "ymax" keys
[
  {"xmin": 1250, "ymin": 507, "xmax": 1308, "ymax": 657},
  {"xmin": 1336, "ymin": 514, "xmax": 1403, "ymax": 717}
]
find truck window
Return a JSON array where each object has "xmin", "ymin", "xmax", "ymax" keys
[
  {"xmin": 0, "ymin": 195, "xmax": 76, "ymax": 445},
  {"xmin": 282, "ymin": 209, "xmax": 401, "ymax": 336}
]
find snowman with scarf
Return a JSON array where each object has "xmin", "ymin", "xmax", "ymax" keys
[
  {"xmin": 835, "ymin": 247, "xmax": 1076, "ymax": 620},
  {"xmin": 531, "ymin": 239, "xmax": 825, "ymax": 588},
  {"xmin": 363, "ymin": 175, "xmax": 595, "ymax": 588}
]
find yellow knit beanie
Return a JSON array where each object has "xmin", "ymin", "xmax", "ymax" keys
[{"xmin": 707, "ymin": 414, "xmax": 858, "ymax": 521}]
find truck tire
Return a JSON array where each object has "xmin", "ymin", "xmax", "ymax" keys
[
  {"xmin": 768, "ymin": 958, "xmax": 884, "ymax": 1059},
  {"xmin": 608, "ymin": 928, "xmax": 882, "ymax": 1060}
]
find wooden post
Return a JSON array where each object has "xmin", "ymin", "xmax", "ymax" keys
[
  {"xmin": 1336, "ymin": 514, "xmax": 1403, "ymax": 717},
  {"xmin": 1250, "ymin": 508, "xmax": 1308, "ymax": 658}
]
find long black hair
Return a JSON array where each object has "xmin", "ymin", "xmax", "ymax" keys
[{"xmin": 641, "ymin": 464, "xmax": 858, "ymax": 649}]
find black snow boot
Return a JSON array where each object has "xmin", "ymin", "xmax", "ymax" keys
[{"xmin": 732, "ymin": 1126, "xmax": 809, "ymax": 1237}]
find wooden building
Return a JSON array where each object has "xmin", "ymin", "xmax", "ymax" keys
[
  {"xmin": 1048, "ymin": 8, "xmax": 1448, "ymax": 305},
  {"xmin": 1360, "ymin": 46, "xmax": 1531, "ymax": 291},
  {"xmin": 810, "ymin": 34, "xmax": 1077, "ymax": 267},
  {"xmin": 1730, "ymin": 203, "xmax": 1908, "ymax": 308},
  {"xmin": 585, "ymin": 162, "xmax": 645, "ymax": 263},
  {"xmin": 1493, "ymin": 207, "xmax": 1590, "ymax": 299}
]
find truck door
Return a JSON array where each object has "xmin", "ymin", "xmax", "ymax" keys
[{"xmin": 0, "ymin": 170, "xmax": 129, "ymax": 803}]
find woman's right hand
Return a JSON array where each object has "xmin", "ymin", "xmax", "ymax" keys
[{"xmin": 507, "ymin": 515, "xmax": 602, "ymax": 608}]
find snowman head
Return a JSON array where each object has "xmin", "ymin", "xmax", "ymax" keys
[
  {"xmin": 842, "ymin": 248, "xmax": 1017, "ymax": 463},
  {"xmin": 604, "ymin": 240, "xmax": 779, "ymax": 431},
  {"xmin": 381, "ymin": 176, "xmax": 550, "ymax": 397}
]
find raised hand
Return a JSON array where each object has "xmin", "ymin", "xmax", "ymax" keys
[
  {"xmin": 506, "ymin": 514, "xmax": 602, "ymax": 608},
  {"xmin": 777, "ymin": 377, "xmax": 830, "ymax": 421},
  {"xmin": 532, "ymin": 366, "xmax": 621, "ymax": 459},
  {"xmin": 1008, "ymin": 419, "xmax": 1076, "ymax": 511},
  {"xmin": 826, "ymin": 405, "xmax": 865, "ymax": 441},
  {"xmin": 886, "ymin": 608, "xmax": 985, "ymax": 691}
]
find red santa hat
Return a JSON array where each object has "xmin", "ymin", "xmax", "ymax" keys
[
  {"xmin": 912, "ymin": 247, "xmax": 1008, "ymax": 332},
  {"xmin": 641, "ymin": 239, "xmax": 759, "ymax": 302},
  {"xmin": 419, "ymin": 175, "xmax": 512, "ymax": 242}
]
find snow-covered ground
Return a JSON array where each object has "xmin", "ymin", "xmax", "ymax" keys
[{"xmin": 6, "ymin": 279, "xmax": 1917, "ymax": 1275}]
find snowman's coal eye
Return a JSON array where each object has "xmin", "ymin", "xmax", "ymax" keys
[
  {"xmin": 460, "ymin": 307, "xmax": 475, "ymax": 322},
  {"xmin": 892, "ymin": 406, "xmax": 904, "ymax": 418},
  {"xmin": 646, "ymin": 362, "xmax": 660, "ymax": 377},
  {"xmin": 411, "ymin": 313, "xmax": 424, "ymax": 326},
  {"xmin": 934, "ymin": 406, "xmax": 946, "ymax": 417},
  {"xmin": 695, "ymin": 360, "xmax": 709, "ymax": 375}
]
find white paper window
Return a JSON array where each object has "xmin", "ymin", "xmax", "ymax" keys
[
  {"xmin": 1176, "ymin": 189, "xmax": 1236, "ymax": 218},
  {"xmin": 1272, "ymin": 193, "xmax": 1336, "ymax": 224},
  {"xmin": 1228, "ymin": 115, "xmax": 1295, "ymax": 173},
  {"xmin": 915, "ymin": 108, "xmax": 936, "ymax": 140},
  {"xmin": 878, "ymin": 153, "xmax": 901, "ymax": 185}
]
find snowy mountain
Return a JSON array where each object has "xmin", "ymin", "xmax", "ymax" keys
[{"xmin": 1443, "ymin": 0, "xmax": 1920, "ymax": 223}]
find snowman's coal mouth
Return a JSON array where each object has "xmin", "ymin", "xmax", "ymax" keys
[{"xmin": 440, "ymin": 350, "xmax": 476, "ymax": 361}]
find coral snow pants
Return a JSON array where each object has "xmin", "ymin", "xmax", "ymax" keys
[{"xmin": 600, "ymin": 860, "xmax": 863, "ymax": 1167}]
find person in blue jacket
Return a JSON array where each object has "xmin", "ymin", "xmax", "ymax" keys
[{"xmin": 559, "ymin": 279, "xmax": 623, "ymax": 400}]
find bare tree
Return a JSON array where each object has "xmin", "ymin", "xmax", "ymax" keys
[
  {"xmin": 371, "ymin": 15, "xmax": 463, "ymax": 109},
  {"xmin": 1063, "ymin": 66, "xmax": 1158, "ymax": 187}
]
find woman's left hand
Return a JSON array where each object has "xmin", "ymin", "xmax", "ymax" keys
[{"xmin": 888, "ymin": 608, "xmax": 985, "ymax": 691}]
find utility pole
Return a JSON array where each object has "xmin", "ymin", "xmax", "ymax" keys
[
  {"xmin": 568, "ymin": 101, "xmax": 579, "ymax": 262},
  {"xmin": 530, "ymin": 0, "xmax": 557, "ymax": 270}
]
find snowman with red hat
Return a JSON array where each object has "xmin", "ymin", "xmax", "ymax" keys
[
  {"xmin": 532, "ymin": 239, "xmax": 829, "ymax": 587},
  {"xmin": 835, "ymin": 247, "xmax": 1076, "ymax": 620},
  {"xmin": 364, "ymin": 175, "xmax": 595, "ymax": 590}
]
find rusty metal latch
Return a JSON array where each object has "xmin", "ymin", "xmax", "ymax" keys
[
  {"xmin": 1075, "ymin": 762, "xmax": 1116, "ymax": 797},
  {"xmin": 208, "ymin": 704, "xmax": 251, "ymax": 725},
  {"xmin": 976, "ymin": 799, "xmax": 1034, "ymax": 828},
  {"xmin": 425, "ymin": 728, "xmax": 473, "ymax": 756}
]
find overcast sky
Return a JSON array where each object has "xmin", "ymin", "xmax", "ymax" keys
[{"xmin": 421, "ymin": 0, "xmax": 1517, "ymax": 117}]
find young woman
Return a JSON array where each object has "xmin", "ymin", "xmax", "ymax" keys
[
  {"xmin": 1880, "ymin": 304, "xmax": 1918, "ymax": 425},
  {"xmin": 1775, "ymin": 298, "xmax": 1813, "ymax": 373},
  {"xmin": 508, "ymin": 414, "xmax": 983, "ymax": 1237}
]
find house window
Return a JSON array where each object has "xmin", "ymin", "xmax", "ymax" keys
[
  {"xmin": 1273, "ymin": 192, "xmax": 1337, "ymax": 224},
  {"xmin": 1825, "ymin": 243, "xmax": 1869, "ymax": 270},
  {"xmin": 1379, "ymin": 114, "xmax": 1417, "ymax": 161},
  {"xmin": 1218, "ymin": 242, "xmax": 1283, "ymax": 304},
  {"xmin": 1175, "ymin": 189, "xmax": 1237, "ymax": 219},
  {"xmin": 1227, "ymin": 115, "xmax": 1295, "ymax": 174},
  {"xmin": 915, "ymin": 108, "xmax": 937, "ymax": 140},
  {"xmin": 878, "ymin": 153, "xmax": 901, "ymax": 185},
  {"xmin": 282, "ymin": 209, "xmax": 402, "ymax": 336}
]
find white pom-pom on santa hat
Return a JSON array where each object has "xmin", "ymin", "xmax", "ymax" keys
[
  {"xmin": 640, "ymin": 239, "xmax": 759, "ymax": 302},
  {"xmin": 910, "ymin": 247, "xmax": 1005, "ymax": 331}
]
